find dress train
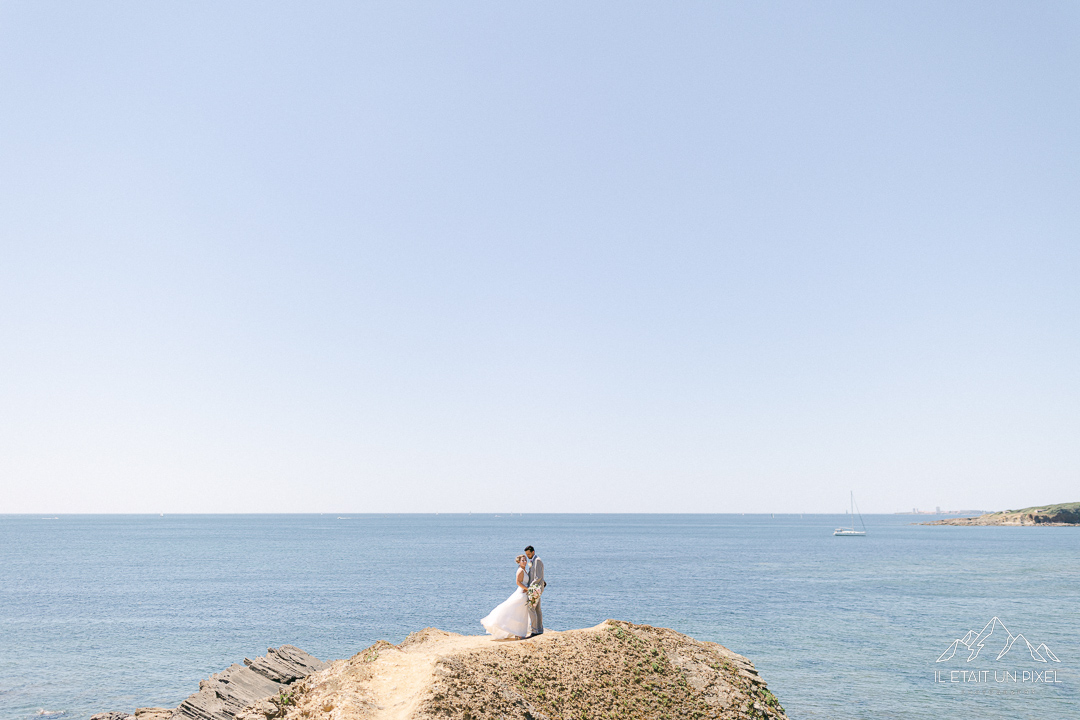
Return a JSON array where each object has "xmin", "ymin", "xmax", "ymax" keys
[{"xmin": 480, "ymin": 588, "xmax": 532, "ymax": 639}]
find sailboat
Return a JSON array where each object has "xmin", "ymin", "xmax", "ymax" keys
[{"xmin": 834, "ymin": 491, "xmax": 866, "ymax": 536}]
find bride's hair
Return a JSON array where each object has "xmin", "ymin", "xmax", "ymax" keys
[{"xmin": 515, "ymin": 554, "xmax": 527, "ymax": 564}]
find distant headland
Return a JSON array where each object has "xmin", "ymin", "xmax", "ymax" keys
[{"xmin": 922, "ymin": 502, "xmax": 1080, "ymax": 526}]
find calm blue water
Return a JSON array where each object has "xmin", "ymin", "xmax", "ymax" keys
[{"xmin": 1, "ymin": 514, "xmax": 1076, "ymax": 720}]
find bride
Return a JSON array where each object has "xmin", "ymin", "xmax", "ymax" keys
[{"xmin": 480, "ymin": 554, "xmax": 532, "ymax": 640}]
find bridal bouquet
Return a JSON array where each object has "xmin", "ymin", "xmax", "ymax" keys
[{"xmin": 526, "ymin": 581, "xmax": 544, "ymax": 609}]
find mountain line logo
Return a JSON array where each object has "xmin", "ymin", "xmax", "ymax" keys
[{"xmin": 937, "ymin": 617, "xmax": 1060, "ymax": 663}]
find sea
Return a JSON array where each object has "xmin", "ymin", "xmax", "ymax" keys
[{"xmin": 1, "ymin": 514, "xmax": 1076, "ymax": 720}]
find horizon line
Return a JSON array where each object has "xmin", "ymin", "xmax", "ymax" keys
[{"xmin": 0, "ymin": 510, "xmax": 990, "ymax": 516}]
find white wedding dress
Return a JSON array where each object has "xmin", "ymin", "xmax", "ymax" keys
[{"xmin": 480, "ymin": 571, "xmax": 532, "ymax": 639}]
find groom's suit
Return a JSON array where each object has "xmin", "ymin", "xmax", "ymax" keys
[{"xmin": 525, "ymin": 556, "xmax": 545, "ymax": 634}]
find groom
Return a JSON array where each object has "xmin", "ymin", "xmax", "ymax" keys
[{"xmin": 524, "ymin": 545, "xmax": 545, "ymax": 636}]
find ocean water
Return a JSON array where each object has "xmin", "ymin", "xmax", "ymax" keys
[{"xmin": 1, "ymin": 514, "xmax": 1076, "ymax": 720}]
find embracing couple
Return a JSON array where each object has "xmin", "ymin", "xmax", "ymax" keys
[{"xmin": 480, "ymin": 545, "xmax": 546, "ymax": 640}]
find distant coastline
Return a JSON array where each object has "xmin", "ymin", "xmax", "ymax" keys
[
  {"xmin": 894, "ymin": 509, "xmax": 989, "ymax": 516},
  {"xmin": 922, "ymin": 502, "xmax": 1080, "ymax": 526}
]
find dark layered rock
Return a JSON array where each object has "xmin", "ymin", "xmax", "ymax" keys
[
  {"xmin": 174, "ymin": 646, "xmax": 327, "ymax": 720},
  {"xmin": 94, "ymin": 646, "xmax": 327, "ymax": 720},
  {"xmin": 243, "ymin": 645, "xmax": 328, "ymax": 685}
]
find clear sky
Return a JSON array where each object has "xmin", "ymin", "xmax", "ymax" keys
[{"xmin": 1, "ymin": 2, "xmax": 1077, "ymax": 514}]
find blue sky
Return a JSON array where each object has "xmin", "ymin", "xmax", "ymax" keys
[{"xmin": 1, "ymin": 2, "xmax": 1077, "ymax": 513}]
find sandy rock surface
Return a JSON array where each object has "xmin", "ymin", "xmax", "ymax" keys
[
  {"xmin": 257, "ymin": 621, "xmax": 787, "ymax": 720},
  {"xmin": 135, "ymin": 710, "xmax": 173, "ymax": 720}
]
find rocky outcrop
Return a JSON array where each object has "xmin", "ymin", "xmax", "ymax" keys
[
  {"xmin": 94, "ymin": 646, "xmax": 327, "ymax": 720},
  {"xmin": 91, "ymin": 705, "xmax": 176, "ymax": 720},
  {"xmin": 135, "ymin": 710, "xmax": 173, "ymax": 720},
  {"xmin": 91, "ymin": 708, "xmax": 174, "ymax": 720},
  {"xmin": 174, "ymin": 646, "xmax": 327, "ymax": 720},
  {"xmin": 924, "ymin": 502, "xmax": 1080, "ymax": 526},
  {"xmin": 269, "ymin": 621, "xmax": 788, "ymax": 720},
  {"xmin": 96, "ymin": 624, "xmax": 787, "ymax": 720}
]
